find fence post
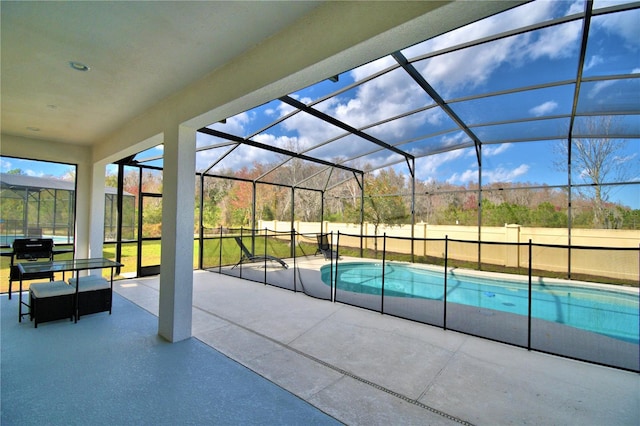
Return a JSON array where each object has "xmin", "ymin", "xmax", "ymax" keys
[
  {"xmin": 292, "ymin": 228, "xmax": 297, "ymax": 292},
  {"xmin": 218, "ymin": 226, "xmax": 223, "ymax": 273},
  {"xmin": 263, "ymin": 228, "xmax": 268, "ymax": 285},
  {"xmin": 238, "ymin": 227, "xmax": 244, "ymax": 278},
  {"xmin": 444, "ymin": 235, "xmax": 448, "ymax": 331},
  {"xmin": 334, "ymin": 231, "xmax": 340, "ymax": 303},
  {"xmin": 381, "ymin": 233, "xmax": 386, "ymax": 315},
  {"xmin": 527, "ymin": 239, "xmax": 532, "ymax": 351},
  {"xmin": 422, "ymin": 223, "xmax": 427, "ymax": 258}
]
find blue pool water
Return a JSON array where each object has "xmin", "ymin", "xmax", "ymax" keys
[
  {"xmin": 0, "ymin": 235, "xmax": 72, "ymax": 246},
  {"xmin": 321, "ymin": 262, "xmax": 640, "ymax": 344}
]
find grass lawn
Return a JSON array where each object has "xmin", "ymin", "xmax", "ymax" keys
[{"xmin": 2, "ymin": 236, "xmax": 633, "ymax": 294}]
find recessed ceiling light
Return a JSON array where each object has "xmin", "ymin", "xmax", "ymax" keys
[
  {"xmin": 27, "ymin": 126, "xmax": 41, "ymax": 132},
  {"xmin": 69, "ymin": 61, "xmax": 90, "ymax": 72}
]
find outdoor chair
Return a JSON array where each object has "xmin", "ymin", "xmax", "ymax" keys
[
  {"xmin": 8, "ymin": 238, "xmax": 55, "ymax": 300},
  {"xmin": 233, "ymin": 237, "xmax": 288, "ymax": 269},
  {"xmin": 315, "ymin": 234, "xmax": 339, "ymax": 260}
]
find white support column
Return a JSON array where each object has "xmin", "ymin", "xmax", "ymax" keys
[
  {"xmin": 158, "ymin": 124, "xmax": 196, "ymax": 342},
  {"xmin": 75, "ymin": 161, "xmax": 106, "ymax": 277},
  {"xmin": 74, "ymin": 162, "xmax": 92, "ymax": 259},
  {"xmin": 75, "ymin": 161, "xmax": 106, "ymax": 258},
  {"xmin": 89, "ymin": 164, "xmax": 107, "ymax": 259}
]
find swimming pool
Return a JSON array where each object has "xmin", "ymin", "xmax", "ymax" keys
[
  {"xmin": 321, "ymin": 262, "xmax": 640, "ymax": 344},
  {"xmin": 0, "ymin": 235, "xmax": 72, "ymax": 246}
]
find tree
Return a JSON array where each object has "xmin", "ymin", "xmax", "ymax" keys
[
  {"xmin": 325, "ymin": 168, "xmax": 363, "ymax": 222},
  {"xmin": 555, "ymin": 116, "xmax": 636, "ymax": 228},
  {"xmin": 530, "ymin": 202, "xmax": 566, "ymax": 228},
  {"xmin": 481, "ymin": 199, "xmax": 530, "ymax": 226},
  {"xmin": 201, "ymin": 175, "xmax": 232, "ymax": 229},
  {"xmin": 361, "ymin": 169, "xmax": 406, "ymax": 252}
]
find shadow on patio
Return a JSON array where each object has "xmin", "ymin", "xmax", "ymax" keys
[
  {"xmin": 0, "ymin": 286, "xmax": 339, "ymax": 425},
  {"xmin": 118, "ymin": 270, "xmax": 638, "ymax": 425},
  {"xmin": 2, "ymin": 269, "xmax": 638, "ymax": 425}
]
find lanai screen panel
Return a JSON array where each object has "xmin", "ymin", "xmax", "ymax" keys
[
  {"xmin": 481, "ymin": 140, "xmax": 567, "ymax": 187},
  {"xmin": 196, "ymin": 0, "xmax": 639, "ymax": 225}
]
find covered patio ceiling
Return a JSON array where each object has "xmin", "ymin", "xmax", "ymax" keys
[{"xmin": 132, "ymin": 0, "xmax": 639, "ymax": 194}]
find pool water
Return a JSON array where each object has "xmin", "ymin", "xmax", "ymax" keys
[
  {"xmin": 321, "ymin": 262, "xmax": 640, "ymax": 344},
  {"xmin": 0, "ymin": 235, "xmax": 72, "ymax": 246}
]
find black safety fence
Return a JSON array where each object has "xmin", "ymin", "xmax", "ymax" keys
[
  {"xmin": 294, "ymin": 231, "xmax": 333, "ymax": 300},
  {"xmin": 201, "ymin": 227, "xmax": 639, "ymax": 372}
]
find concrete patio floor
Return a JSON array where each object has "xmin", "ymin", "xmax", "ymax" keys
[{"xmin": 115, "ymin": 269, "xmax": 639, "ymax": 425}]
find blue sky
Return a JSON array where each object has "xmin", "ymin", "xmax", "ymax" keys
[
  {"xmin": 199, "ymin": 0, "xmax": 639, "ymax": 207},
  {"xmin": 0, "ymin": 156, "xmax": 75, "ymax": 180},
  {"xmin": 2, "ymin": 1, "xmax": 638, "ymax": 208}
]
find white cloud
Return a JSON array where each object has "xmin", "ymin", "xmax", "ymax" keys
[
  {"xmin": 584, "ymin": 55, "xmax": 604, "ymax": 71},
  {"xmin": 404, "ymin": 1, "xmax": 581, "ymax": 98},
  {"xmin": 446, "ymin": 163, "xmax": 530, "ymax": 185},
  {"xmin": 614, "ymin": 152, "xmax": 637, "ymax": 165},
  {"xmin": 407, "ymin": 131, "xmax": 470, "ymax": 159},
  {"xmin": 0, "ymin": 158, "xmax": 12, "ymax": 172},
  {"xmin": 195, "ymin": 131, "xmax": 287, "ymax": 172},
  {"xmin": 418, "ymin": 39, "xmax": 514, "ymax": 96},
  {"xmin": 633, "ymin": 68, "xmax": 640, "ymax": 74},
  {"xmin": 275, "ymin": 102, "xmax": 296, "ymax": 118},
  {"xmin": 415, "ymin": 149, "xmax": 466, "ymax": 181},
  {"xmin": 204, "ymin": 111, "xmax": 253, "ymax": 141},
  {"xmin": 529, "ymin": 101, "xmax": 558, "ymax": 117},
  {"xmin": 595, "ymin": 8, "xmax": 640, "ymax": 48},
  {"xmin": 254, "ymin": 133, "xmax": 301, "ymax": 152},
  {"xmin": 266, "ymin": 65, "xmax": 442, "ymax": 155},
  {"xmin": 226, "ymin": 111, "xmax": 252, "ymax": 134},
  {"xmin": 484, "ymin": 164, "xmax": 530, "ymax": 183},
  {"xmin": 522, "ymin": 21, "xmax": 581, "ymax": 61},
  {"xmin": 350, "ymin": 56, "xmax": 397, "ymax": 82},
  {"xmin": 587, "ymin": 80, "xmax": 616, "ymax": 98},
  {"xmin": 447, "ymin": 168, "xmax": 478, "ymax": 185},
  {"xmin": 200, "ymin": 1, "xmax": 603, "ymax": 177},
  {"xmin": 316, "ymin": 0, "xmax": 584, "ymax": 156},
  {"xmin": 339, "ymin": 67, "xmax": 437, "ymax": 137},
  {"xmin": 405, "ymin": 0, "xmax": 559, "ymax": 59},
  {"xmin": 195, "ymin": 149, "xmax": 223, "ymax": 171},
  {"xmin": 484, "ymin": 143, "xmax": 512, "ymax": 157},
  {"xmin": 567, "ymin": 0, "xmax": 584, "ymax": 15}
]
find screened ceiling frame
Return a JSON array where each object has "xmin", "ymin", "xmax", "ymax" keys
[
  {"xmin": 103, "ymin": 0, "xmax": 640, "ymax": 270},
  {"xmin": 192, "ymin": 0, "xmax": 638, "ymax": 193},
  {"xmin": 189, "ymin": 1, "xmax": 640, "ymax": 259}
]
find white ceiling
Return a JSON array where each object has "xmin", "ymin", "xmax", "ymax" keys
[{"xmin": 1, "ymin": 1, "xmax": 322, "ymax": 146}]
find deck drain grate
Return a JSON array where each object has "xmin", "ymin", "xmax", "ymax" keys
[{"xmin": 196, "ymin": 306, "xmax": 475, "ymax": 426}]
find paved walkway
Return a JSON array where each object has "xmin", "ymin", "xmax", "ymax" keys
[
  {"xmin": 1, "ymin": 287, "xmax": 338, "ymax": 425},
  {"xmin": 115, "ymin": 270, "xmax": 639, "ymax": 425}
]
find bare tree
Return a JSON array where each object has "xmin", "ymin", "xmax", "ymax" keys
[{"xmin": 555, "ymin": 116, "xmax": 635, "ymax": 228}]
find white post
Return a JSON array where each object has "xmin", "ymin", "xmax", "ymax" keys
[
  {"xmin": 88, "ymin": 163, "xmax": 107, "ymax": 260},
  {"xmin": 158, "ymin": 124, "xmax": 196, "ymax": 342}
]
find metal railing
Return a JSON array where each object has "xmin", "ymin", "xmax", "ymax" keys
[{"xmin": 200, "ymin": 227, "xmax": 639, "ymax": 372}]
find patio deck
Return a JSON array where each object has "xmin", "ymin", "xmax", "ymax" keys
[{"xmin": 3, "ymin": 268, "xmax": 639, "ymax": 425}]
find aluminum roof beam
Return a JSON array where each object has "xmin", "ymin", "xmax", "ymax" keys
[
  {"xmin": 197, "ymin": 126, "xmax": 363, "ymax": 177},
  {"xmin": 279, "ymin": 95, "xmax": 414, "ymax": 161},
  {"xmin": 392, "ymin": 51, "xmax": 484, "ymax": 167},
  {"xmin": 568, "ymin": 0, "xmax": 593, "ymax": 141}
]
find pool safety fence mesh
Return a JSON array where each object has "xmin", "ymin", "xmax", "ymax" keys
[{"xmin": 201, "ymin": 227, "xmax": 639, "ymax": 372}]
